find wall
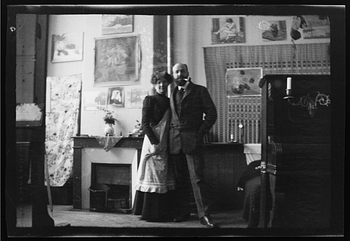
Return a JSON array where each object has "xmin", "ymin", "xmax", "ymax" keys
[
  {"xmin": 46, "ymin": 14, "xmax": 330, "ymax": 136},
  {"xmin": 47, "ymin": 14, "xmax": 155, "ymax": 136},
  {"xmin": 172, "ymin": 15, "xmax": 330, "ymax": 88}
]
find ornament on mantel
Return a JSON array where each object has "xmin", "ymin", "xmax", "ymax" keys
[
  {"xmin": 103, "ymin": 110, "xmax": 117, "ymax": 136},
  {"xmin": 131, "ymin": 120, "xmax": 143, "ymax": 137}
]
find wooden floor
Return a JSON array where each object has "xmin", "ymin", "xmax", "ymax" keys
[{"xmin": 13, "ymin": 205, "xmax": 250, "ymax": 237}]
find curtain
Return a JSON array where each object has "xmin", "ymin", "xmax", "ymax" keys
[
  {"xmin": 204, "ymin": 43, "xmax": 330, "ymax": 143},
  {"xmin": 45, "ymin": 74, "xmax": 82, "ymax": 187}
]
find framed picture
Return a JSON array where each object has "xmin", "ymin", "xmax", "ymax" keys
[
  {"xmin": 51, "ymin": 32, "xmax": 84, "ymax": 63},
  {"xmin": 83, "ymin": 91, "xmax": 107, "ymax": 111},
  {"xmin": 125, "ymin": 87, "xmax": 149, "ymax": 109},
  {"xmin": 94, "ymin": 35, "xmax": 140, "ymax": 86},
  {"xmin": 102, "ymin": 14, "xmax": 133, "ymax": 35},
  {"xmin": 225, "ymin": 68, "xmax": 263, "ymax": 97},
  {"xmin": 302, "ymin": 15, "xmax": 330, "ymax": 39},
  {"xmin": 108, "ymin": 87, "xmax": 125, "ymax": 107},
  {"xmin": 211, "ymin": 17, "xmax": 245, "ymax": 44},
  {"xmin": 261, "ymin": 20, "xmax": 287, "ymax": 42}
]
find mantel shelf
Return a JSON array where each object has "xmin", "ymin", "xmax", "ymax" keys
[{"xmin": 72, "ymin": 136, "xmax": 144, "ymax": 149}]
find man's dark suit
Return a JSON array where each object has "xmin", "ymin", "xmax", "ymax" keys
[{"xmin": 169, "ymin": 80, "xmax": 217, "ymax": 219}]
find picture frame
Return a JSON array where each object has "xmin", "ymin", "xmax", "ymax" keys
[
  {"xmin": 108, "ymin": 87, "xmax": 125, "ymax": 107},
  {"xmin": 102, "ymin": 14, "xmax": 134, "ymax": 35},
  {"xmin": 302, "ymin": 15, "xmax": 330, "ymax": 39},
  {"xmin": 211, "ymin": 17, "xmax": 245, "ymax": 44},
  {"xmin": 261, "ymin": 20, "xmax": 287, "ymax": 42},
  {"xmin": 94, "ymin": 35, "xmax": 140, "ymax": 87},
  {"xmin": 83, "ymin": 91, "xmax": 107, "ymax": 111},
  {"xmin": 125, "ymin": 87, "xmax": 149, "ymax": 109},
  {"xmin": 225, "ymin": 68, "xmax": 263, "ymax": 97},
  {"xmin": 51, "ymin": 32, "xmax": 84, "ymax": 63}
]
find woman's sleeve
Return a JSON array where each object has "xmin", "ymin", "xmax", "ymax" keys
[{"xmin": 141, "ymin": 96, "xmax": 159, "ymax": 145}]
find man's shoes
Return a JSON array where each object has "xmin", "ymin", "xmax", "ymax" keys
[
  {"xmin": 173, "ymin": 213, "xmax": 191, "ymax": 222},
  {"xmin": 200, "ymin": 215, "xmax": 218, "ymax": 228}
]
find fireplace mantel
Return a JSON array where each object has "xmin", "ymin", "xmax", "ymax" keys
[
  {"xmin": 73, "ymin": 135, "xmax": 143, "ymax": 149},
  {"xmin": 72, "ymin": 136, "xmax": 143, "ymax": 209}
]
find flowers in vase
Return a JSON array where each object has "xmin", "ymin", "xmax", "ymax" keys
[{"xmin": 103, "ymin": 110, "xmax": 117, "ymax": 125}]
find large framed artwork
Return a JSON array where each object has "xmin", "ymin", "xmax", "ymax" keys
[
  {"xmin": 211, "ymin": 17, "xmax": 245, "ymax": 44},
  {"xmin": 102, "ymin": 14, "xmax": 134, "ymax": 35},
  {"xmin": 94, "ymin": 35, "xmax": 140, "ymax": 86},
  {"xmin": 51, "ymin": 32, "xmax": 84, "ymax": 63},
  {"xmin": 225, "ymin": 68, "xmax": 263, "ymax": 97}
]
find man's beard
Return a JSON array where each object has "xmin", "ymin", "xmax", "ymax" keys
[{"xmin": 175, "ymin": 77, "xmax": 187, "ymax": 86}]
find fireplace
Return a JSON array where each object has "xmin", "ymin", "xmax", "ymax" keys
[
  {"xmin": 90, "ymin": 163, "xmax": 131, "ymax": 212},
  {"xmin": 72, "ymin": 136, "xmax": 143, "ymax": 210}
]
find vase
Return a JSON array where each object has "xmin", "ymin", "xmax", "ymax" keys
[{"xmin": 104, "ymin": 123, "xmax": 114, "ymax": 136}]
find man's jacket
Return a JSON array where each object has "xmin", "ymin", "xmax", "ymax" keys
[{"xmin": 169, "ymin": 81, "xmax": 217, "ymax": 154}]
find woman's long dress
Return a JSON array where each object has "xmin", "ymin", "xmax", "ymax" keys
[{"xmin": 133, "ymin": 94, "xmax": 176, "ymax": 222}]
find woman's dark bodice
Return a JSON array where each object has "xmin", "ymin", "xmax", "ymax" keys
[{"xmin": 141, "ymin": 93, "xmax": 170, "ymax": 144}]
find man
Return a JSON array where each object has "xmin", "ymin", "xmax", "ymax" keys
[{"xmin": 169, "ymin": 63, "xmax": 218, "ymax": 228}]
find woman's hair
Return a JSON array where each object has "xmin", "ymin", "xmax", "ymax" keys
[
  {"xmin": 226, "ymin": 18, "xmax": 233, "ymax": 23},
  {"xmin": 150, "ymin": 70, "xmax": 173, "ymax": 84}
]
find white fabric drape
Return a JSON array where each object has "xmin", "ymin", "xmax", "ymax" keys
[{"xmin": 45, "ymin": 74, "xmax": 82, "ymax": 187}]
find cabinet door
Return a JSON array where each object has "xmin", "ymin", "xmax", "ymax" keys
[{"xmin": 260, "ymin": 75, "xmax": 331, "ymax": 228}]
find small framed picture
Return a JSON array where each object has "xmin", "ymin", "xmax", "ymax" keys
[
  {"xmin": 261, "ymin": 20, "xmax": 287, "ymax": 42},
  {"xmin": 102, "ymin": 15, "xmax": 134, "ymax": 35},
  {"xmin": 211, "ymin": 17, "xmax": 245, "ymax": 44},
  {"xmin": 125, "ymin": 87, "xmax": 149, "ymax": 109},
  {"xmin": 51, "ymin": 32, "xmax": 84, "ymax": 63},
  {"xmin": 108, "ymin": 87, "xmax": 125, "ymax": 107},
  {"xmin": 83, "ymin": 91, "xmax": 107, "ymax": 111},
  {"xmin": 302, "ymin": 15, "xmax": 330, "ymax": 39},
  {"xmin": 225, "ymin": 68, "xmax": 263, "ymax": 97}
]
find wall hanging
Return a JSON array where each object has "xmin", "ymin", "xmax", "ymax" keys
[
  {"xmin": 107, "ymin": 87, "xmax": 125, "ymax": 107},
  {"xmin": 83, "ymin": 90, "xmax": 107, "ymax": 111},
  {"xmin": 125, "ymin": 87, "xmax": 149, "ymax": 109},
  {"xmin": 260, "ymin": 20, "xmax": 287, "ymax": 42},
  {"xmin": 225, "ymin": 67, "xmax": 263, "ymax": 97},
  {"xmin": 102, "ymin": 14, "xmax": 133, "ymax": 35},
  {"xmin": 302, "ymin": 15, "xmax": 330, "ymax": 39},
  {"xmin": 94, "ymin": 35, "xmax": 141, "ymax": 86},
  {"xmin": 51, "ymin": 32, "xmax": 84, "ymax": 63},
  {"xmin": 45, "ymin": 74, "xmax": 82, "ymax": 186},
  {"xmin": 211, "ymin": 16, "xmax": 245, "ymax": 44}
]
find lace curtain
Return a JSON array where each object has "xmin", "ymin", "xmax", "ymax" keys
[{"xmin": 203, "ymin": 43, "xmax": 330, "ymax": 143}]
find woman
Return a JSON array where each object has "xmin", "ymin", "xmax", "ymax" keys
[{"xmin": 133, "ymin": 70, "xmax": 175, "ymax": 222}]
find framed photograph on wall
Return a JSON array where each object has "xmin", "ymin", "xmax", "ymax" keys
[
  {"xmin": 108, "ymin": 87, "xmax": 125, "ymax": 107},
  {"xmin": 94, "ymin": 35, "xmax": 140, "ymax": 87},
  {"xmin": 51, "ymin": 32, "xmax": 84, "ymax": 63},
  {"xmin": 225, "ymin": 68, "xmax": 263, "ymax": 97},
  {"xmin": 102, "ymin": 14, "xmax": 134, "ymax": 35},
  {"xmin": 211, "ymin": 17, "xmax": 245, "ymax": 44}
]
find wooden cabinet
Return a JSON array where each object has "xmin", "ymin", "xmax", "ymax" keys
[
  {"xmin": 260, "ymin": 75, "xmax": 331, "ymax": 228},
  {"xmin": 203, "ymin": 143, "xmax": 246, "ymax": 211}
]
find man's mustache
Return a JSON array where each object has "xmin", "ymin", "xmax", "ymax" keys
[{"xmin": 176, "ymin": 77, "xmax": 190, "ymax": 81}]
